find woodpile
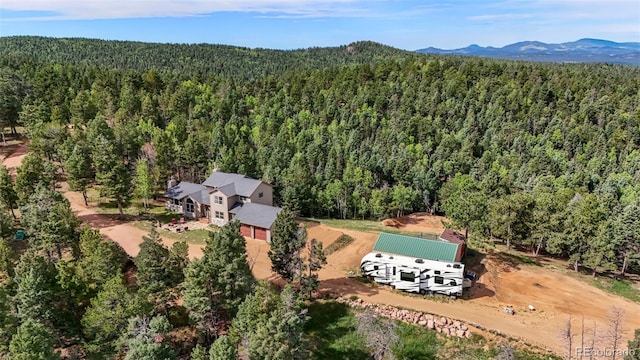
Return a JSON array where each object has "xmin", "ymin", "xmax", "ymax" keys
[{"xmin": 336, "ymin": 297, "xmax": 473, "ymax": 338}]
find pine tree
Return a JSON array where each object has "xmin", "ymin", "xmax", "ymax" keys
[
  {"xmin": 14, "ymin": 153, "xmax": 56, "ymax": 205},
  {"xmin": 0, "ymin": 203, "xmax": 14, "ymax": 241},
  {"xmin": 209, "ymin": 335, "xmax": 237, "ymax": 360},
  {"xmin": 0, "ymin": 286, "xmax": 18, "ymax": 353},
  {"xmin": 65, "ymin": 142, "xmax": 94, "ymax": 206},
  {"xmin": 77, "ymin": 228, "xmax": 128, "ymax": 296},
  {"xmin": 93, "ymin": 135, "xmax": 132, "ymax": 216},
  {"xmin": 81, "ymin": 276, "xmax": 150, "ymax": 358},
  {"xmin": 13, "ymin": 251, "xmax": 60, "ymax": 326},
  {"xmin": 20, "ymin": 185, "xmax": 80, "ymax": 259},
  {"xmin": 300, "ymin": 238, "xmax": 327, "ymax": 300},
  {"xmin": 8, "ymin": 319, "xmax": 61, "ymax": 360},
  {"xmin": 439, "ymin": 174, "xmax": 487, "ymax": 239},
  {"xmin": 190, "ymin": 344, "xmax": 209, "ymax": 360},
  {"xmin": 119, "ymin": 315, "xmax": 174, "ymax": 360},
  {"xmin": 269, "ymin": 209, "xmax": 306, "ymax": 283},
  {"xmin": 0, "ymin": 165, "xmax": 17, "ymax": 218},
  {"xmin": 230, "ymin": 284, "xmax": 308, "ymax": 360},
  {"xmin": 135, "ymin": 227, "xmax": 183, "ymax": 314},
  {"xmin": 183, "ymin": 221, "xmax": 254, "ymax": 343}
]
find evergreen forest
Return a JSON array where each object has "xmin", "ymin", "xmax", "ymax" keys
[{"xmin": 0, "ymin": 36, "xmax": 639, "ymax": 358}]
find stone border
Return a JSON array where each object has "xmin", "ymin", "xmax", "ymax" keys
[{"xmin": 336, "ymin": 297, "xmax": 473, "ymax": 338}]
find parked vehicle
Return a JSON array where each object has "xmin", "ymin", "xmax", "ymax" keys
[{"xmin": 360, "ymin": 252, "xmax": 465, "ymax": 298}]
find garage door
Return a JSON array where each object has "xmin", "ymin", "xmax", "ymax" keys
[
  {"xmin": 254, "ymin": 227, "xmax": 267, "ymax": 241},
  {"xmin": 240, "ymin": 225, "xmax": 252, "ymax": 238}
]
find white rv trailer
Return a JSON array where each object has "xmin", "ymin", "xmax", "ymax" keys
[{"xmin": 360, "ymin": 252, "xmax": 465, "ymax": 298}]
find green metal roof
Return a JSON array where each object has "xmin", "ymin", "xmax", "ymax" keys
[{"xmin": 372, "ymin": 232, "xmax": 459, "ymax": 262}]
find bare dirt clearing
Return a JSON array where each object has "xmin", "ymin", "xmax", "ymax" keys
[
  {"xmin": 1, "ymin": 142, "xmax": 28, "ymax": 176},
  {"xmin": 314, "ymin": 212, "xmax": 640, "ymax": 354},
  {"xmin": 385, "ymin": 212, "xmax": 446, "ymax": 234}
]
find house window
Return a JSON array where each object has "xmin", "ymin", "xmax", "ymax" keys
[
  {"xmin": 172, "ymin": 198, "xmax": 180, "ymax": 206},
  {"xmin": 400, "ymin": 271, "xmax": 415, "ymax": 282},
  {"xmin": 434, "ymin": 276, "xmax": 444, "ymax": 284},
  {"xmin": 214, "ymin": 211, "xmax": 225, "ymax": 220},
  {"xmin": 258, "ymin": 192, "xmax": 264, "ymax": 198},
  {"xmin": 186, "ymin": 199, "xmax": 194, "ymax": 213},
  {"xmin": 214, "ymin": 196, "xmax": 223, "ymax": 205}
]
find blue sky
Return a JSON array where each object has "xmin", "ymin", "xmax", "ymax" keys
[{"xmin": 1, "ymin": 0, "xmax": 639, "ymax": 50}]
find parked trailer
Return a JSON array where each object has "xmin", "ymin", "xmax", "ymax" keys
[{"xmin": 360, "ymin": 252, "xmax": 465, "ymax": 298}]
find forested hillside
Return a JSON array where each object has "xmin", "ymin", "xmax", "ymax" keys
[
  {"xmin": 1, "ymin": 37, "xmax": 640, "ymax": 358},
  {"xmin": 0, "ymin": 36, "xmax": 418, "ymax": 79},
  {"xmin": 1, "ymin": 39, "xmax": 639, "ymax": 276}
]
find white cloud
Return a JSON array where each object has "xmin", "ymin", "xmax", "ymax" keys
[
  {"xmin": 1, "ymin": 0, "xmax": 369, "ymax": 20},
  {"xmin": 467, "ymin": 13, "xmax": 534, "ymax": 21}
]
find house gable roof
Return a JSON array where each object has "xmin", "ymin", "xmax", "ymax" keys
[
  {"xmin": 372, "ymin": 232, "xmax": 459, "ymax": 262},
  {"xmin": 190, "ymin": 189, "xmax": 211, "ymax": 205},
  {"xmin": 164, "ymin": 182, "xmax": 205, "ymax": 200},
  {"xmin": 203, "ymin": 171, "xmax": 265, "ymax": 197},
  {"xmin": 229, "ymin": 203, "xmax": 281, "ymax": 229}
]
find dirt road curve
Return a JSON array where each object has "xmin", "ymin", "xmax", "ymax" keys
[{"xmin": 4, "ymin": 144, "xmax": 640, "ymax": 355}]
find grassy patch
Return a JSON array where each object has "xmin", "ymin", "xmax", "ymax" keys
[
  {"xmin": 305, "ymin": 301, "xmax": 557, "ymax": 360},
  {"xmin": 305, "ymin": 301, "xmax": 370, "ymax": 360},
  {"xmin": 592, "ymin": 278, "xmax": 640, "ymax": 303},
  {"xmin": 129, "ymin": 219, "xmax": 211, "ymax": 245},
  {"xmin": 324, "ymin": 234, "xmax": 355, "ymax": 256},
  {"xmin": 306, "ymin": 217, "xmax": 438, "ymax": 238}
]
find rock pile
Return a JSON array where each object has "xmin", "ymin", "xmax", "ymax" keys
[{"xmin": 336, "ymin": 297, "xmax": 473, "ymax": 338}]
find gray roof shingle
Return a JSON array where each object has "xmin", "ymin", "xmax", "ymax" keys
[
  {"xmin": 202, "ymin": 171, "xmax": 264, "ymax": 197},
  {"xmin": 164, "ymin": 182, "xmax": 205, "ymax": 200},
  {"xmin": 229, "ymin": 203, "xmax": 281, "ymax": 229}
]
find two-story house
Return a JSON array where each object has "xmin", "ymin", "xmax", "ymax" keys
[{"xmin": 164, "ymin": 169, "xmax": 282, "ymax": 242}]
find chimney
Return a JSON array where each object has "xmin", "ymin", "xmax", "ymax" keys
[{"xmin": 168, "ymin": 176, "xmax": 178, "ymax": 189}]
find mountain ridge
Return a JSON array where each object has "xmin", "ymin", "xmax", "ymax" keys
[{"xmin": 416, "ymin": 38, "xmax": 640, "ymax": 65}]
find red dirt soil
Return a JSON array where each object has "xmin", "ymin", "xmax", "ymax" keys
[
  {"xmin": 385, "ymin": 212, "xmax": 447, "ymax": 234},
  {"xmin": 1, "ymin": 143, "xmax": 28, "ymax": 176},
  {"xmin": 4, "ymin": 145, "xmax": 640, "ymax": 355}
]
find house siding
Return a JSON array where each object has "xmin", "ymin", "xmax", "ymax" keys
[
  {"xmin": 210, "ymin": 190, "xmax": 228, "ymax": 226},
  {"xmin": 249, "ymin": 183, "xmax": 273, "ymax": 205}
]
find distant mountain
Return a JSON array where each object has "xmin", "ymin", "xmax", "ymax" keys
[{"xmin": 416, "ymin": 39, "xmax": 640, "ymax": 66}]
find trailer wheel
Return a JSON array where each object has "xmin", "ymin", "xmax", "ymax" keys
[
  {"xmin": 419, "ymin": 289, "xmax": 427, "ymax": 295},
  {"xmin": 450, "ymin": 294, "xmax": 457, "ymax": 300}
]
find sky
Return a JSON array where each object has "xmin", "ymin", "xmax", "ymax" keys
[{"xmin": 0, "ymin": 0, "xmax": 639, "ymax": 50}]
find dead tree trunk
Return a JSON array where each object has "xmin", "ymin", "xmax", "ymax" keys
[{"xmin": 560, "ymin": 315, "xmax": 574, "ymax": 360}]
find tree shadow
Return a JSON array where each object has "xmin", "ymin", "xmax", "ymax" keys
[
  {"xmin": 489, "ymin": 251, "xmax": 543, "ymax": 271},
  {"xmin": 305, "ymin": 301, "xmax": 371, "ymax": 360},
  {"xmin": 75, "ymin": 213, "xmax": 124, "ymax": 229},
  {"xmin": 465, "ymin": 282, "xmax": 495, "ymax": 300},
  {"xmin": 318, "ymin": 277, "xmax": 380, "ymax": 299}
]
